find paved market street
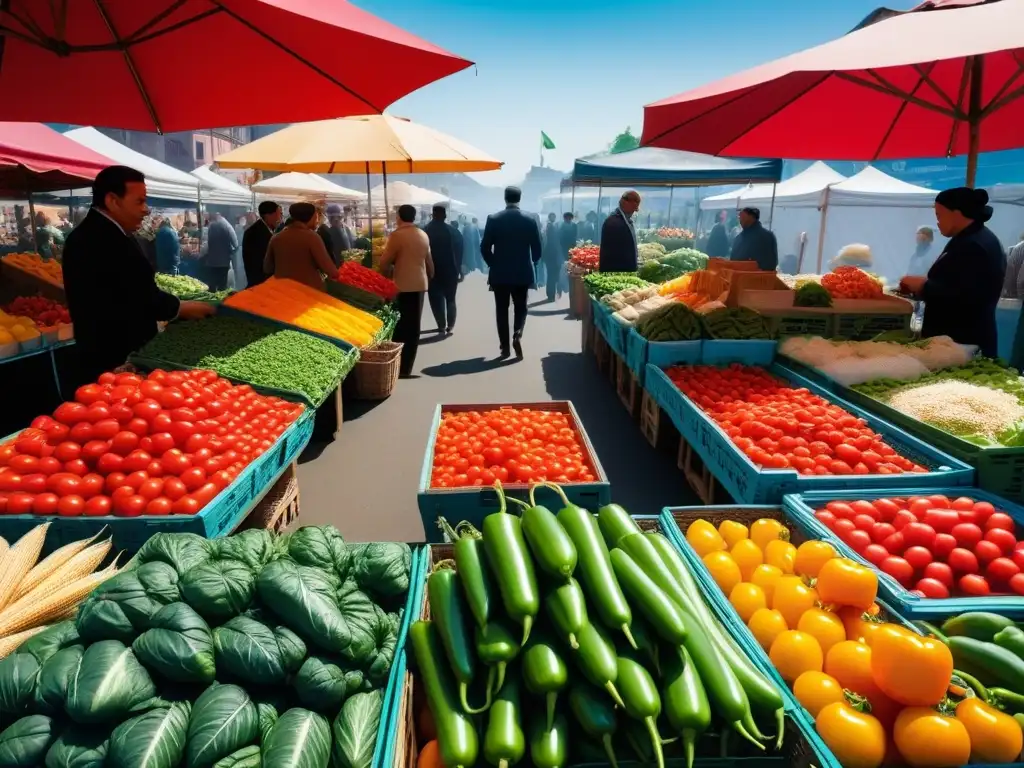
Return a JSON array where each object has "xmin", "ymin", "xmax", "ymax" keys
[{"xmin": 296, "ymin": 271, "xmax": 697, "ymax": 542}]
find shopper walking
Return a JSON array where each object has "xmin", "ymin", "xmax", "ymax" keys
[
  {"xmin": 730, "ymin": 207, "xmax": 778, "ymax": 271},
  {"xmin": 380, "ymin": 204, "xmax": 433, "ymax": 377},
  {"xmin": 263, "ymin": 202, "xmax": 339, "ymax": 291},
  {"xmin": 599, "ymin": 191, "xmax": 641, "ymax": 272},
  {"xmin": 450, "ymin": 219, "xmax": 465, "ymax": 279},
  {"xmin": 706, "ymin": 210, "xmax": 730, "ymax": 258},
  {"xmin": 242, "ymin": 201, "xmax": 281, "ymax": 289},
  {"xmin": 466, "ymin": 217, "xmax": 484, "ymax": 273},
  {"xmin": 423, "ymin": 205, "xmax": 460, "ymax": 335},
  {"xmin": 154, "ymin": 218, "xmax": 180, "ymax": 275},
  {"xmin": 203, "ymin": 212, "xmax": 237, "ymax": 291},
  {"xmin": 558, "ymin": 212, "xmax": 577, "ymax": 295},
  {"xmin": 542, "ymin": 213, "xmax": 561, "ymax": 301},
  {"xmin": 480, "ymin": 186, "xmax": 543, "ymax": 359}
]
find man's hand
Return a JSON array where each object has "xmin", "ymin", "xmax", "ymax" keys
[
  {"xmin": 178, "ymin": 301, "xmax": 216, "ymax": 320},
  {"xmin": 899, "ymin": 275, "xmax": 927, "ymax": 296}
]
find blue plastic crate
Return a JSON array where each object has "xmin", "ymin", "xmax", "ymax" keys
[
  {"xmin": 416, "ymin": 402, "xmax": 610, "ymax": 542},
  {"xmin": 0, "ymin": 409, "xmax": 315, "ymax": 555},
  {"xmin": 646, "ymin": 363, "xmax": 973, "ymax": 504},
  {"xmin": 626, "ymin": 328, "xmax": 648, "ymax": 382},
  {"xmin": 702, "ymin": 339, "xmax": 777, "ymax": 366},
  {"xmin": 606, "ymin": 316, "xmax": 630, "ymax": 358},
  {"xmin": 648, "ymin": 339, "xmax": 703, "ymax": 369},
  {"xmin": 659, "ymin": 505, "xmax": 925, "ymax": 768},
  {"xmin": 785, "ymin": 487, "xmax": 1024, "ymax": 619}
]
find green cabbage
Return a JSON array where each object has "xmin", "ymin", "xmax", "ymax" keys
[
  {"xmin": 185, "ymin": 684, "xmax": 259, "ymax": 768},
  {"xmin": 0, "ymin": 715, "xmax": 57, "ymax": 767},
  {"xmin": 107, "ymin": 700, "xmax": 190, "ymax": 768},
  {"xmin": 179, "ymin": 560, "xmax": 255, "ymax": 623},
  {"xmin": 135, "ymin": 533, "xmax": 213, "ymax": 577},
  {"xmin": 292, "ymin": 657, "xmax": 365, "ymax": 713},
  {"xmin": 32, "ymin": 645, "xmax": 83, "ymax": 715},
  {"xmin": 43, "ymin": 725, "xmax": 109, "ymax": 768},
  {"xmin": 256, "ymin": 560, "xmax": 352, "ymax": 655},
  {"xmin": 261, "ymin": 708, "xmax": 331, "ymax": 768},
  {"xmin": 336, "ymin": 590, "xmax": 378, "ymax": 664},
  {"xmin": 286, "ymin": 526, "xmax": 351, "ymax": 581},
  {"xmin": 65, "ymin": 640, "xmax": 157, "ymax": 725},
  {"xmin": 331, "ymin": 691, "xmax": 383, "ymax": 768},
  {"xmin": 76, "ymin": 567, "xmax": 180, "ymax": 644},
  {"xmin": 214, "ymin": 530, "xmax": 278, "ymax": 571},
  {"xmin": 0, "ymin": 654, "xmax": 39, "ymax": 717},
  {"xmin": 132, "ymin": 603, "xmax": 216, "ymax": 684},
  {"xmin": 18, "ymin": 621, "xmax": 80, "ymax": 665},
  {"xmin": 213, "ymin": 616, "xmax": 306, "ymax": 685},
  {"xmin": 350, "ymin": 543, "xmax": 411, "ymax": 601}
]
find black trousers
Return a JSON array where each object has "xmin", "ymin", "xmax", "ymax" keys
[
  {"xmin": 206, "ymin": 267, "xmax": 230, "ymax": 291},
  {"xmin": 394, "ymin": 291, "xmax": 424, "ymax": 375},
  {"xmin": 427, "ymin": 279, "xmax": 458, "ymax": 332},
  {"xmin": 492, "ymin": 285, "xmax": 529, "ymax": 351}
]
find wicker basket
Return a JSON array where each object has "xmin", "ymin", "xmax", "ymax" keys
[{"xmin": 349, "ymin": 341, "xmax": 402, "ymax": 400}]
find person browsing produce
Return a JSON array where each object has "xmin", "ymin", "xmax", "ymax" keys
[
  {"xmin": 263, "ymin": 202, "xmax": 339, "ymax": 291},
  {"xmin": 900, "ymin": 187, "xmax": 1005, "ymax": 358},
  {"xmin": 730, "ymin": 207, "xmax": 778, "ymax": 271},
  {"xmin": 62, "ymin": 165, "xmax": 214, "ymax": 387},
  {"xmin": 380, "ymin": 204, "xmax": 434, "ymax": 377},
  {"xmin": 599, "ymin": 190, "xmax": 641, "ymax": 272},
  {"xmin": 242, "ymin": 200, "xmax": 281, "ymax": 288}
]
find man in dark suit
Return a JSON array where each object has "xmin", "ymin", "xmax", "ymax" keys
[
  {"xmin": 242, "ymin": 200, "xmax": 282, "ymax": 288},
  {"xmin": 480, "ymin": 186, "xmax": 543, "ymax": 359},
  {"xmin": 62, "ymin": 165, "xmax": 214, "ymax": 388},
  {"xmin": 423, "ymin": 204, "xmax": 460, "ymax": 335},
  {"xmin": 449, "ymin": 219, "xmax": 465, "ymax": 280},
  {"xmin": 599, "ymin": 190, "xmax": 641, "ymax": 272}
]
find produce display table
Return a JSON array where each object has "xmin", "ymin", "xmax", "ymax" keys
[{"xmin": 0, "ymin": 257, "xmax": 65, "ymax": 303}]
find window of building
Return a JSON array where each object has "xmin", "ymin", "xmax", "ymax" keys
[{"xmin": 195, "ymin": 141, "xmax": 205, "ymax": 161}]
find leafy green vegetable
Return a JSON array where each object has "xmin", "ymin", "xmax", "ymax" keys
[
  {"xmin": 214, "ymin": 530, "xmax": 278, "ymax": 571},
  {"xmin": 213, "ymin": 616, "xmax": 306, "ymax": 685},
  {"xmin": 0, "ymin": 715, "xmax": 57, "ymax": 767},
  {"xmin": 65, "ymin": 640, "xmax": 157, "ymax": 725},
  {"xmin": 107, "ymin": 700, "xmax": 191, "ymax": 768},
  {"xmin": 179, "ymin": 560, "xmax": 256, "ymax": 622},
  {"xmin": 261, "ymin": 709, "xmax": 331, "ymax": 768},
  {"xmin": 77, "ymin": 568, "xmax": 180, "ymax": 644},
  {"xmin": 350, "ymin": 542, "xmax": 411, "ymax": 601},
  {"xmin": 32, "ymin": 645, "xmax": 83, "ymax": 715},
  {"xmin": 185, "ymin": 684, "xmax": 259, "ymax": 768},
  {"xmin": 211, "ymin": 745, "xmax": 261, "ymax": 767},
  {"xmin": 257, "ymin": 560, "xmax": 353, "ymax": 656},
  {"xmin": 292, "ymin": 656, "xmax": 364, "ymax": 713},
  {"xmin": 0, "ymin": 654, "xmax": 39, "ymax": 717},
  {"xmin": 132, "ymin": 603, "xmax": 216, "ymax": 684},
  {"xmin": 135, "ymin": 534, "xmax": 214, "ymax": 578},
  {"xmin": 794, "ymin": 282, "xmax": 833, "ymax": 308},
  {"xmin": 43, "ymin": 724, "xmax": 109, "ymax": 768},
  {"xmin": 18, "ymin": 622, "xmax": 80, "ymax": 665},
  {"xmin": 286, "ymin": 526, "xmax": 351, "ymax": 581},
  {"xmin": 155, "ymin": 273, "xmax": 210, "ymax": 297},
  {"xmin": 331, "ymin": 691, "xmax": 383, "ymax": 768},
  {"xmin": 582, "ymin": 273, "xmax": 650, "ymax": 299}
]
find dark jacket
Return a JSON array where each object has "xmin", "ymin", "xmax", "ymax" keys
[
  {"xmin": 63, "ymin": 209, "xmax": 180, "ymax": 382},
  {"xmin": 242, "ymin": 219, "xmax": 274, "ymax": 288},
  {"xmin": 543, "ymin": 221, "xmax": 560, "ymax": 263},
  {"xmin": 480, "ymin": 205, "xmax": 543, "ymax": 287},
  {"xmin": 599, "ymin": 208, "xmax": 638, "ymax": 272},
  {"xmin": 155, "ymin": 224, "xmax": 180, "ymax": 274},
  {"xmin": 706, "ymin": 222, "xmax": 730, "ymax": 258},
  {"xmin": 423, "ymin": 219, "xmax": 459, "ymax": 283},
  {"xmin": 449, "ymin": 224, "xmax": 465, "ymax": 276},
  {"xmin": 559, "ymin": 221, "xmax": 578, "ymax": 254},
  {"xmin": 921, "ymin": 221, "xmax": 1005, "ymax": 358},
  {"xmin": 204, "ymin": 217, "xmax": 237, "ymax": 268},
  {"xmin": 328, "ymin": 224, "xmax": 351, "ymax": 265},
  {"xmin": 730, "ymin": 221, "xmax": 778, "ymax": 271},
  {"xmin": 316, "ymin": 224, "xmax": 335, "ymax": 266}
]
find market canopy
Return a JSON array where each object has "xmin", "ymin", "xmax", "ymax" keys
[
  {"xmin": 640, "ymin": 0, "xmax": 1024, "ymax": 186},
  {"xmin": 0, "ymin": 1, "xmax": 472, "ymax": 132},
  {"xmin": 700, "ymin": 162, "xmax": 846, "ymax": 209},
  {"xmin": 215, "ymin": 114, "xmax": 503, "ymax": 174},
  {"xmin": 569, "ymin": 146, "xmax": 782, "ymax": 187},
  {"xmin": 369, "ymin": 181, "xmax": 466, "ymax": 208},
  {"xmin": 191, "ymin": 165, "xmax": 254, "ymax": 206},
  {"xmin": 251, "ymin": 172, "xmax": 366, "ymax": 202},
  {"xmin": 0, "ymin": 122, "xmax": 113, "ymax": 197},
  {"xmin": 824, "ymin": 166, "xmax": 938, "ymax": 207}
]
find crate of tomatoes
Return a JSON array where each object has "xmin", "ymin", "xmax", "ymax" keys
[
  {"xmin": 660, "ymin": 505, "xmax": 1023, "ymax": 768},
  {"xmin": 785, "ymin": 487, "xmax": 1024, "ymax": 619},
  {"xmin": 644, "ymin": 361, "xmax": 973, "ymax": 504},
  {"xmin": 417, "ymin": 402, "xmax": 610, "ymax": 541},
  {"xmin": 0, "ymin": 367, "xmax": 314, "ymax": 555}
]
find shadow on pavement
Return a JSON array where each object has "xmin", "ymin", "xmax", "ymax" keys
[
  {"xmin": 421, "ymin": 356, "xmax": 520, "ymax": 377},
  {"xmin": 529, "ymin": 307, "xmax": 569, "ymax": 318},
  {"xmin": 541, "ymin": 351, "xmax": 697, "ymax": 516}
]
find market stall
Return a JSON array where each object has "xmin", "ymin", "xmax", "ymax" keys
[{"xmin": 250, "ymin": 171, "xmax": 366, "ymax": 203}]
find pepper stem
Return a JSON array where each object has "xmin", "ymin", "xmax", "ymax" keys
[
  {"xmin": 493, "ymin": 662, "xmax": 506, "ymax": 696},
  {"xmin": 774, "ymin": 707, "xmax": 785, "ymax": 751},
  {"xmin": 567, "ymin": 632, "xmax": 579, "ymax": 650},
  {"xmin": 732, "ymin": 720, "xmax": 765, "ymax": 750},
  {"xmin": 742, "ymin": 709, "xmax": 768, "ymax": 741},
  {"xmin": 604, "ymin": 681, "xmax": 625, "ymax": 709},
  {"xmin": 645, "ymin": 717, "xmax": 665, "ymax": 768},
  {"xmin": 459, "ymin": 676, "xmax": 493, "ymax": 715},
  {"xmin": 437, "ymin": 517, "xmax": 460, "ymax": 542},
  {"xmin": 493, "ymin": 480, "xmax": 507, "ymax": 514},
  {"xmin": 454, "ymin": 521, "xmax": 483, "ymax": 538},
  {"xmin": 432, "ymin": 559, "xmax": 457, "ymax": 572},
  {"xmin": 621, "ymin": 624, "xmax": 639, "ymax": 651},
  {"xmin": 505, "ymin": 496, "xmax": 530, "ymax": 511},
  {"xmin": 521, "ymin": 615, "xmax": 533, "ymax": 646},
  {"xmin": 682, "ymin": 730, "xmax": 696, "ymax": 768},
  {"xmin": 536, "ymin": 480, "xmax": 570, "ymax": 507},
  {"xmin": 601, "ymin": 734, "xmax": 619, "ymax": 768}
]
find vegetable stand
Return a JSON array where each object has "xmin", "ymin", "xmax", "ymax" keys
[
  {"xmin": 416, "ymin": 402, "xmax": 610, "ymax": 542},
  {"xmin": 784, "ymin": 488, "xmax": 1024, "ymax": 619},
  {"xmin": 643, "ymin": 362, "xmax": 973, "ymax": 504}
]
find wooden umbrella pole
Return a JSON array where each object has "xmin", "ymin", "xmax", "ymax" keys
[{"xmin": 364, "ymin": 163, "xmax": 373, "ymax": 268}]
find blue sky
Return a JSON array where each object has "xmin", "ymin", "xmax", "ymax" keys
[{"xmin": 358, "ymin": 0, "xmax": 887, "ymax": 185}]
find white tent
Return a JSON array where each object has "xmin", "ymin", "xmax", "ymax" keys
[
  {"xmin": 191, "ymin": 165, "xmax": 253, "ymax": 206},
  {"xmin": 700, "ymin": 162, "xmax": 847, "ymax": 210},
  {"xmin": 370, "ymin": 181, "xmax": 465, "ymax": 209},
  {"xmin": 251, "ymin": 172, "xmax": 365, "ymax": 201}
]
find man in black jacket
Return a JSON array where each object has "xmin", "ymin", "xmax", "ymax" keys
[
  {"xmin": 424, "ymin": 204, "xmax": 460, "ymax": 336},
  {"xmin": 242, "ymin": 201, "xmax": 282, "ymax": 288},
  {"xmin": 62, "ymin": 165, "xmax": 214, "ymax": 387},
  {"xmin": 599, "ymin": 191, "xmax": 641, "ymax": 272},
  {"xmin": 730, "ymin": 207, "xmax": 778, "ymax": 271}
]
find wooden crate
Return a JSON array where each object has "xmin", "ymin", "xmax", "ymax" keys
[
  {"xmin": 640, "ymin": 389, "xmax": 679, "ymax": 452},
  {"xmin": 677, "ymin": 439, "xmax": 728, "ymax": 505},
  {"xmin": 616, "ymin": 357, "xmax": 640, "ymax": 419},
  {"xmin": 593, "ymin": 327, "xmax": 610, "ymax": 373},
  {"xmin": 581, "ymin": 305, "xmax": 594, "ymax": 354},
  {"xmin": 237, "ymin": 463, "xmax": 300, "ymax": 533}
]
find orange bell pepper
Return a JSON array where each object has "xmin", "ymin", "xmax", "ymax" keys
[
  {"xmin": 870, "ymin": 625, "xmax": 953, "ymax": 707},
  {"xmin": 815, "ymin": 557, "xmax": 878, "ymax": 610}
]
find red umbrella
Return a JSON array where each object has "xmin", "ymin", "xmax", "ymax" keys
[
  {"xmin": 0, "ymin": 122, "xmax": 114, "ymax": 196},
  {"xmin": 641, "ymin": 0, "xmax": 1024, "ymax": 186},
  {"xmin": 0, "ymin": 0, "xmax": 471, "ymax": 133}
]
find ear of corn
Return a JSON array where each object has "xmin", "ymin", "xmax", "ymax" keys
[
  {"xmin": 0, "ymin": 536, "xmax": 8, "ymax": 560},
  {"xmin": 12, "ymin": 529, "xmax": 105, "ymax": 601},
  {"xmin": 0, "ymin": 565, "xmax": 118, "ymax": 638},
  {"xmin": 0, "ymin": 624, "xmax": 48, "ymax": 659},
  {"xmin": 4, "ymin": 539, "xmax": 113, "ymax": 618},
  {"xmin": 0, "ymin": 523, "xmax": 50, "ymax": 611}
]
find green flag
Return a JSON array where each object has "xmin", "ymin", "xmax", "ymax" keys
[{"xmin": 541, "ymin": 131, "xmax": 556, "ymax": 150}]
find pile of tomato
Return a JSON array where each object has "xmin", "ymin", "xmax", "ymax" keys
[
  {"xmin": 820, "ymin": 266, "xmax": 884, "ymax": 299},
  {"xmin": 429, "ymin": 408, "xmax": 596, "ymax": 488},
  {"xmin": 667, "ymin": 364, "xmax": 928, "ymax": 475},
  {"xmin": 815, "ymin": 494, "xmax": 1024, "ymax": 597},
  {"xmin": 568, "ymin": 244, "xmax": 599, "ymax": 271},
  {"xmin": 3, "ymin": 295, "xmax": 70, "ymax": 327},
  {"xmin": 334, "ymin": 261, "xmax": 398, "ymax": 301},
  {"xmin": 0, "ymin": 369, "xmax": 304, "ymax": 517}
]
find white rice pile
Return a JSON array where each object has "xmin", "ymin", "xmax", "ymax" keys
[{"xmin": 887, "ymin": 381, "xmax": 1024, "ymax": 438}]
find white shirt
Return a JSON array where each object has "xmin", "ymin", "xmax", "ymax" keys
[{"xmin": 94, "ymin": 207, "xmax": 127, "ymax": 237}]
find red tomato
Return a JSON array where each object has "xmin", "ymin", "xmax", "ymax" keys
[
  {"xmin": 148, "ymin": 433, "xmax": 175, "ymax": 456},
  {"xmin": 85, "ymin": 403, "xmax": 111, "ymax": 424},
  {"xmin": 126, "ymin": 418, "xmax": 150, "ymax": 437},
  {"xmin": 7, "ymin": 491, "xmax": 35, "ymax": 514},
  {"xmin": 871, "ymin": 522, "xmax": 896, "ymax": 543},
  {"xmin": 109, "ymin": 402, "xmax": 134, "ymax": 424},
  {"xmin": 909, "ymin": 498, "xmax": 934, "ymax": 517},
  {"xmin": 79, "ymin": 474, "xmax": 104, "ymax": 499},
  {"xmin": 81, "ymin": 440, "xmax": 111, "ymax": 463},
  {"xmin": 923, "ymin": 508, "xmax": 959, "ymax": 533},
  {"xmin": 986, "ymin": 512, "xmax": 1016, "ymax": 532},
  {"xmin": 121, "ymin": 450, "xmax": 153, "ymax": 473},
  {"xmin": 180, "ymin": 467, "xmax": 207, "ymax": 491},
  {"xmin": 951, "ymin": 522, "xmax": 983, "ymax": 549},
  {"xmin": 151, "ymin": 413, "xmax": 174, "ymax": 432},
  {"xmin": 133, "ymin": 400, "xmax": 162, "ymax": 422},
  {"xmin": 191, "ymin": 482, "xmax": 220, "ymax": 508},
  {"xmin": 33, "ymin": 492, "xmax": 59, "ymax": 515},
  {"xmin": 8, "ymin": 455, "xmax": 39, "ymax": 474},
  {"xmin": 68, "ymin": 422, "xmax": 94, "ymax": 444},
  {"xmin": 42, "ymin": 423, "xmax": 69, "ymax": 444},
  {"xmin": 833, "ymin": 518, "xmax": 856, "ymax": 538},
  {"xmin": 63, "ymin": 459, "xmax": 89, "ymax": 477},
  {"xmin": 0, "ymin": 473, "xmax": 21, "ymax": 492},
  {"xmin": 57, "ymin": 495, "xmax": 84, "ymax": 517},
  {"xmin": 872, "ymin": 498, "xmax": 902, "ymax": 521},
  {"xmin": 986, "ymin": 557, "xmax": 1021, "ymax": 584},
  {"xmin": 145, "ymin": 497, "xmax": 172, "ymax": 516},
  {"xmin": 162, "ymin": 477, "xmax": 188, "ymax": 501},
  {"xmin": 210, "ymin": 470, "xmax": 233, "ymax": 490},
  {"xmin": 96, "ymin": 452, "xmax": 124, "ymax": 474},
  {"xmin": 52, "ymin": 441, "xmax": 82, "ymax": 463},
  {"xmin": 984, "ymin": 527, "xmax": 1017, "ymax": 555},
  {"xmin": 47, "ymin": 473, "xmax": 82, "ymax": 496},
  {"xmin": 104, "ymin": 472, "xmax": 128, "ymax": 494},
  {"xmin": 54, "ymin": 402, "xmax": 88, "ymax": 425},
  {"xmin": 21, "ymin": 474, "xmax": 47, "ymax": 494},
  {"xmin": 139, "ymin": 381, "xmax": 164, "ymax": 400},
  {"xmin": 904, "ymin": 546, "xmax": 933, "ymax": 571},
  {"xmin": 110, "ymin": 431, "xmax": 140, "ymax": 456},
  {"xmin": 932, "ymin": 533, "xmax": 958, "ymax": 560},
  {"xmin": 892, "ymin": 509, "xmax": 917, "ymax": 530},
  {"xmin": 168, "ymin": 421, "xmax": 196, "ymax": 447},
  {"xmin": 923, "ymin": 562, "xmax": 954, "ymax": 587},
  {"xmin": 124, "ymin": 471, "xmax": 150, "ymax": 491},
  {"xmin": 973, "ymin": 502, "xmax": 997, "ymax": 524},
  {"xmin": 159, "ymin": 388, "xmax": 186, "ymax": 410},
  {"xmin": 35, "ymin": 457, "xmax": 61, "ymax": 476},
  {"xmin": 853, "ymin": 514, "xmax": 876, "ymax": 531},
  {"xmin": 113, "ymin": 492, "xmax": 146, "ymax": 517},
  {"xmin": 138, "ymin": 478, "xmax": 164, "ymax": 500},
  {"xmin": 915, "ymin": 578, "xmax": 950, "ymax": 599},
  {"xmin": 1011, "ymin": 573, "xmax": 1024, "ymax": 596},
  {"xmin": 14, "ymin": 437, "xmax": 46, "ymax": 457},
  {"xmin": 902, "ymin": 522, "xmax": 936, "ymax": 549},
  {"xmin": 959, "ymin": 574, "xmax": 991, "ymax": 596},
  {"xmin": 863, "ymin": 543, "xmax": 889, "ymax": 566},
  {"xmin": 145, "ymin": 462, "xmax": 165, "ymax": 478},
  {"xmin": 815, "ymin": 510, "xmax": 837, "ymax": 529},
  {"xmin": 880, "ymin": 556, "xmax": 914, "ymax": 586},
  {"xmin": 846, "ymin": 529, "xmax": 872, "ymax": 553},
  {"xmin": 171, "ymin": 496, "xmax": 200, "ymax": 515},
  {"xmin": 184, "ymin": 434, "xmax": 210, "ymax": 453},
  {"xmin": 84, "ymin": 495, "xmax": 111, "ymax": 516},
  {"xmin": 948, "ymin": 547, "xmax": 980, "ymax": 574},
  {"xmin": 976, "ymin": 540, "xmax": 1005, "ymax": 565},
  {"xmin": 108, "ymin": 385, "xmax": 135, "ymax": 402},
  {"xmin": 882, "ymin": 532, "xmax": 905, "ymax": 554}
]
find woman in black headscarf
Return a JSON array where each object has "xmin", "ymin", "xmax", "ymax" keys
[{"xmin": 899, "ymin": 187, "xmax": 1005, "ymax": 357}]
